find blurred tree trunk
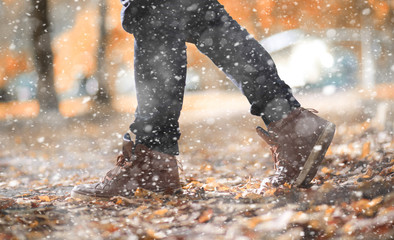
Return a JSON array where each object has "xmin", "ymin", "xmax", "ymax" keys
[
  {"xmin": 95, "ymin": 0, "xmax": 111, "ymax": 105},
  {"xmin": 0, "ymin": 88, "xmax": 8, "ymax": 102},
  {"xmin": 31, "ymin": 0, "xmax": 59, "ymax": 112}
]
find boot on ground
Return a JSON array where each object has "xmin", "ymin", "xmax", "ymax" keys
[{"xmin": 71, "ymin": 133, "xmax": 181, "ymax": 199}]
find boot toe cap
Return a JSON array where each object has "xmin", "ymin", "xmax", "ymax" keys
[{"xmin": 71, "ymin": 184, "xmax": 99, "ymax": 198}]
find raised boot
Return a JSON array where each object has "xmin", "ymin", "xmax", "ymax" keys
[
  {"xmin": 71, "ymin": 133, "xmax": 181, "ymax": 200},
  {"xmin": 257, "ymin": 108, "xmax": 335, "ymax": 188}
]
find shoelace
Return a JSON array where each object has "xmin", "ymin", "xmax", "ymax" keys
[
  {"xmin": 97, "ymin": 153, "xmax": 129, "ymax": 188},
  {"xmin": 117, "ymin": 150, "xmax": 184, "ymax": 175},
  {"xmin": 116, "ymin": 153, "xmax": 127, "ymax": 167},
  {"xmin": 177, "ymin": 158, "xmax": 184, "ymax": 173},
  {"xmin": 269, "ymin": 145, "xmax": 280, "ymax": 171}
]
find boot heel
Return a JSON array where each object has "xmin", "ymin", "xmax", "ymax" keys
[{"xmin": 295, "ymin": 122, "xmax": 336, "ymax": 187}]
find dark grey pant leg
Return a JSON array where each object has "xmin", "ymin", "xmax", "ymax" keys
[
  {"xmin": 188, "ymin": 1, "xmax": 300, "ymax": 124},
  {"xmin": 130, "ymin": 16, "xmax": 187, "ymax": 155}
]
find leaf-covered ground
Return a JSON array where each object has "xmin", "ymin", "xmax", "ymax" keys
[{"xmin": 0, "ymin": 98, "xmax": 393, "ymax": 240}]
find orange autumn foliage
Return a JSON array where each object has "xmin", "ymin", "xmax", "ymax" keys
[
  {"xmin": 53, "ymin": 10, "xmax": 100, "ymax": 93},
  {"xmin": 0, "ymin": 51, "xmax": 31, "ymax": 88}
]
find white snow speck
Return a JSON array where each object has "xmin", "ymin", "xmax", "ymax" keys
[
  {"xmin": 313, "ymin": 145, "xmax": 322, "ymax": 151},
  {"xmin": 82, "ymin": 96, "xmax": 91, "ymax": 104}
]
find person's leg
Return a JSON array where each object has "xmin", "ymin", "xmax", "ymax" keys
[
  {"xmin": 187, "ymin": 0, "xmax": 300, "ymax": 125},
  {"xmin": 130, "ymin": 5, "xmax": 187, "ymax": 155},
  {"xmin": 186, "ymin": 0, "xmax": 335, "ymax": 188},
  {"xmin": 70, "ymin": 2, "xmax": 186, "ymax": 199}
]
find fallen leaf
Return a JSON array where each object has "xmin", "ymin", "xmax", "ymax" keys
[
  {"xmin": 242, "ymin": 192, "xmax": 263, "ymax": 200},
  {"xmin": 154, "ymin": 208, "xmax": 168, "ymax": 216},
  {"xmin": 200, "ymin": 164, "xmax": 213, "ymax": 171},
  {"xmin": 321, "ymin": 167, "xmax": 333, "ymax": 174},
  {"xmin": 198, "ymin": 208, "xmax": 213, "ymax": 223},
  {"xmin": 38, "ymin": 196, "xmax": 51, "ymax": 202},
  {"xmin": 29, "ymin": 220, "xmax": 39, "ymax": 229},
  {"xmin": 247, "ymin": 216, "xmax": 264, "ymax": 229},
  {"xmin": 0, "ymin": 198, "xmax": 15, "ymax": 210},
  {"xmin": 361, "ymin": 142, "xmax": 371, "ymax": 158},
  {"xmin": 147, "ymin": 229, "xmax": 166, "ymax": 239}
]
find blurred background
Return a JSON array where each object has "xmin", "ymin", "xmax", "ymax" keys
[{"xmin": 0, "ymin": 0, "xmax": 392, "ymax": 125}]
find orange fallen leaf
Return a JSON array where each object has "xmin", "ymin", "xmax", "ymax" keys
[
  {"xmin": 29, "ymin": 220, "xmax": 39, "ymax": 229},
  {"xmin": 147, "ymin": 229, "xmax": 166, "ymax": 239},
  {"xmin": 217, "ymin": 185, "xmax": 230, "ymax": 191},
  {"xmin": 321, "ymin": 167, "xmax": 333, "ymax": 174},
  {"xmin": 379, "ymin": 165, "xmax": 394, "ymax": 176},
  {"xmin": 200, "ymin": 164, "xmax": 213, "ymax": 171},
  {"xmin": 368, "ymin": 196, "xmax": 383, "ymax": 207},
  {"xmin": 309, "ymin": 219, "xmax": 323, "ymax": 229},
  {"xmin": 343, "ymin": 222, "xmax": 354, "ymax": 235},
  {"xmin": 38, "ymin": 196, "xmax": 51, "ymax": 202},
  {"xmin": 242, "ymin": 192, "xmax": 262, "ymax": 200},
  {"xmin": 247, "ymin": 216, "xmax": 264, "ymax": 229},
  {"xmin": 115, "ymin": 198, "xmax": 123, "ymax": 205},
  {"xmin": 234, "ymin": 193, "xmax": 243, "ymax": 200},
  {"xmin": 134, "ymin": 188, "xmax": 151, "ymax": 198},
  {"xmin": 263, "ymin": 188, "xmax": 277, "ymax": 197},
  {"xmin": 325, "ymin": 146, "xmax": 333, "ymax": 156},
  {"xmin": 198, "ymin": 208, "xmax": 213, "ymax": 223},
  {"xmin": 361, "ymin": 121, "xmax": 371, "ymax": 130},
  {"xmin": 320, "ymin": 181, "xmax": 335, "ymax": 191},
  {"xmin": 361, "ymin": 142, "xmax": 371, "ymax": 158},
  {"xmin": 325, "ymin": 207, "xmax": 335, "ymax": 215},
  {"xmin": 206, "ymin": 177, "xmax": 216, "ymax": 184},
  {"xmin": 183, "ymin": 181, "xmax": 204, "ymax": 190},
  {"xmin": 352, "ymin": 196, "xmax": 383, "ymax": 217},
  {"xmin": 154, "ymin": 208, "xmax": 168, "ymax": 216}
]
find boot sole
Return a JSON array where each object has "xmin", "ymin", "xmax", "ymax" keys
[
  {"xmin": 71, "ymin": 190, "xmax": 111, "ymax": 201},
  {"xmin": 294, "ymin": 122, "xmax": 336, "ymax": 187},
  {"xmin": 71, "ymin": 188, "xmax": 183, "ymax": 201}
]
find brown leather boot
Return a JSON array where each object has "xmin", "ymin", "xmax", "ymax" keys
[
  {"xmin": 257, "ymin": 108, "xmax": 335, "ymax": 188},
  {"xmin": 71, "ymin": 133, "xmax": 181, "ymax": 199}
]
